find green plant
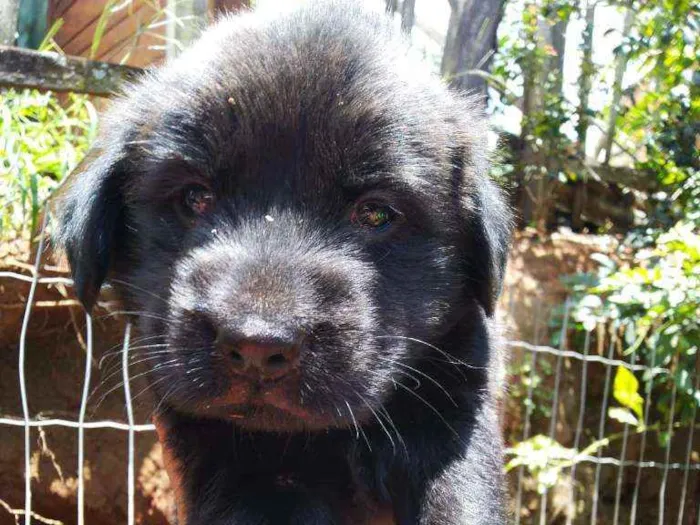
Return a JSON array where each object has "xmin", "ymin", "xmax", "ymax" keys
[
  {"xmin": 508, "ymin": 363, "xmax": 693, "ymax": 494},
  {"xmin": 566, "ymin": 221, "xmax": 700, "ymax": 427},
  {"xmin": 0, "ymin": 89, "xmax": 98, "ymax": 242},
  {"xmin": 506, "ymin": 434, "xmax": 576, "ymax": 493},
  {"xmin": 506, "ymin": 418, "xmax": 700, "ymax": 493},
  {"xmin": 615, "ymin": 0, "xmax": 699, "ymax": 227},
  {"xmin": 507, "ymin": 354, "xmax": 555, "ymax": 426}
]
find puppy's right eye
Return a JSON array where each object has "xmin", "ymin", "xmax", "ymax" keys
[
  {"xmin": 351, "ymin": 201, "xmax": 401, "ymax": 233},
  {"xmin": 181, "ymin": 185, "xmax": 215, "ymax": 217}
]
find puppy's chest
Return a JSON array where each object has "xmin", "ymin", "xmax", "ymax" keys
[
  {"xmin": 176, "ymin": 421, "xmax": 400, "ymax": 523},
  {"xmin": 192, "ymin": 450, "xmax": 397, "ymax": 524},
  {"xmin": 262, "ymin": 467, "xmax": 396, "ymax": 524}
]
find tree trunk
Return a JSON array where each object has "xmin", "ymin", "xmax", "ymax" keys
[
  {"xmin": 518, "ymin": 4, "xmax": 567, "ymax": 231},
  {"xmin": 166, "ymin": 0, "xmax": 210, "ymax": 58},
  {"xmin": 401, "ymin": 0, "xmax": 416, "ymax": 35},
  {"xmin": 440, "ymin": 0, "xmax": 505, "ymax": 103},
  {"xmin": 0, "ymin": 0, "xmax": 19, "ymax": 46},
  {"xmin": 576, "ymin": 0, "xmax": 596, "ymax": 159},
  {"xmin": 550, "ymin": 19, "xmax": 566, "ymax": 93},
  {"xmin": 572, "ymin": 0, "xmax": 596, "ymax": 231},
  {"xmin": 602, "ymin": 9, "xmax": 634, "ymax": 165}
]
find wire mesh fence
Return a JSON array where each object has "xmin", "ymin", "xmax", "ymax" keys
[
  {"xmin": 1, "ymin": 218, "xmax": 698, "ymax": 525},
  {"xmin": 500, "ymin": 287, "xmax": 699, "ymax": 525}
]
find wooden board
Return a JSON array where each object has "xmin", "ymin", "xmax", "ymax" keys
[
  {"xmin": 52, "ymin": 0, "xmax": 166, "ymax": 67},
  {"xmin": 0, "ymin": 45, "xmax": 142, "ymax": 96},
  {"xmin": 46, "ymin": 0, "xmax": 249, "ymax": 67}
]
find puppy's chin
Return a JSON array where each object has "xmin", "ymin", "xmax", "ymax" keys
[
  {"xmin": 203, "ymin": 405, "xmax": 345, "ymax": 432},
  {"xmin": 163, "ymin": 376, "xmax": 362, "ymax": 432}
]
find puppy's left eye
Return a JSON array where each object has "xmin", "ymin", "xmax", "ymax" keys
[
  {"xmin": 351, "ymin": 201, "xmax": 400, "ymax": 231},
  {"xmin": 182, "ymin": 185, "xmax": 215, "ymax": 216}
]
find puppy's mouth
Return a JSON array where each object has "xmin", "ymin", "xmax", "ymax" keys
[{"xmin": 201, "ymin": 376, "xmax": 336, "ymax": 431}]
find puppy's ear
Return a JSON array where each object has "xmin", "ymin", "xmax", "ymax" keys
[
  {"xmin": 52, "ymin": 144, "xmax": 126, "ymax": 311},
  {"xmin": 467, "ymin": 177, "xmax": 512, "ymax": 317},
  {"xmin": 451, "ymin": 118, "xmax": 512, "ymax": 317}
]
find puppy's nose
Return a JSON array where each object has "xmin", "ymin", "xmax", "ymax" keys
[{"xmin": 225, "ymin": 336, "xmax": 301, "ymax": 380}]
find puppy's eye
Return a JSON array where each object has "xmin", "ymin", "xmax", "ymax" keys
[
  {"xmin": 182, "ymin": 185, "xmax": 215, "ymax": 216},
  {"xmin": 351, "ymin": 201, "xmax": 399, "ymax": 231}
]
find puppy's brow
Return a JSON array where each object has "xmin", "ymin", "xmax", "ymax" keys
[
  {"xmin": 127, "ymin": 158, "xmax": 212, "ymax": 203},
  {"xmin": 344, "ymin": 172, "xmax": 434, "ymax": 199},
  {"xmin": 146, "ymin": 157, "xmax": 209, "ymax": 177}
]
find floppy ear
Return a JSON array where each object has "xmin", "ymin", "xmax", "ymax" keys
[
  {"xmin": 52, "ymin": 144, "xmax": 127, "ymax": 311},
  {"xmin": 468, "ymin": 177, "xmax": 512, "ymax": 317},
  {"xmin": 450, "ymin": 119, "xmax": 512, "ymax": 317}
]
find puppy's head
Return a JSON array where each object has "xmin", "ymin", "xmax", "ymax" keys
[{"xmin": 54, "ymin": 4, "xmax": 511, "ymax": 431}]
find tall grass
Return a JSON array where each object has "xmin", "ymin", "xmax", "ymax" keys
[{"xmin": 0, "ymin": 89, "xmax": 98, "ymax": 243}]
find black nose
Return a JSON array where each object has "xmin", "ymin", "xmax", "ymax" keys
[
  {"xmin": 232, "ymin": 339, "xmax": 300, "ymax": 379},
  {"xmin": 216, "ymin": 326, "xmax": 302, "ymax": 380}
]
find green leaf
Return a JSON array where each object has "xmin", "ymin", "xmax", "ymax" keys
[
  {"xmin": 590, "ymin": 253, "xmax": 616, "ymax": 269},
  {"xmin": 505, "ymin": 435, "xmax": 578, "ymax": 493},
  {"xmin": 613, "ymin": 367, "xmax": 644, "ymax": 420},
  {"xmin": 608, "ymin": 407, "xmax": 639, "ymax": 426}
]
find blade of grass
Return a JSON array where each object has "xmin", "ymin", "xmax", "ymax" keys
[
  {"xmin": 91, "ymin": 0, "xmax": 118, "ymax": 59},
  {"xmin": 38, "ymin": 19, "xmax": 65, "ymax": 52}
]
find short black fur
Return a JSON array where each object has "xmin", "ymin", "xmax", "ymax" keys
[{"xmin": 54, "ymin": 3, "xmax": 512, "ymax": 523}]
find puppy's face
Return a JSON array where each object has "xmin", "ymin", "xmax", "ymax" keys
[{"xmin": 55, "ymin": 6, "xmax": 510, "ymax": 431}]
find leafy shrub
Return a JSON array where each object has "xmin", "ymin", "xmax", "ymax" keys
[{"xmin": 566, "ymin": 222, "xmax": 700, "ymax": 427}]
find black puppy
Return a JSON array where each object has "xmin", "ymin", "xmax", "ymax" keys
[{"xmin": 55, "ymin": 3, "xmax": 511, "ymax": 524}]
